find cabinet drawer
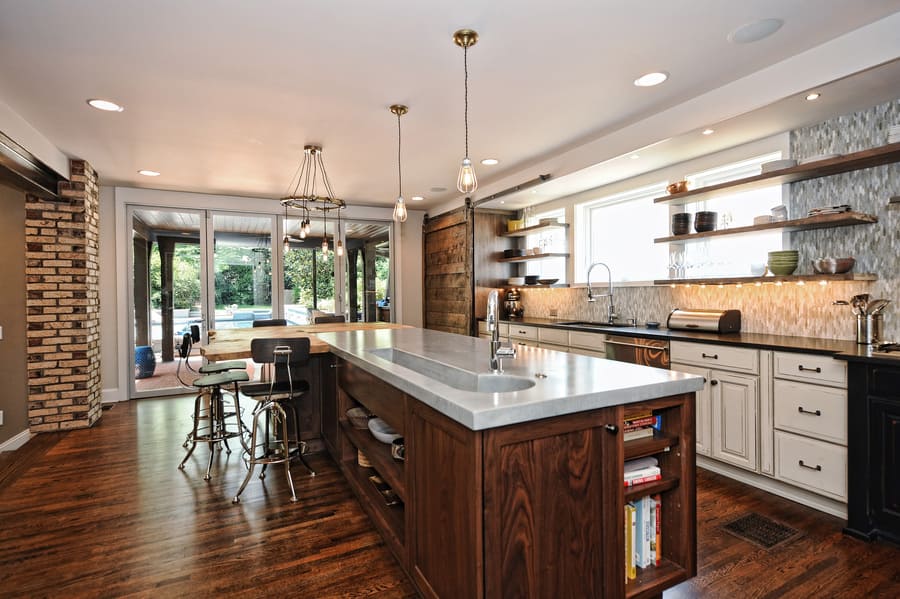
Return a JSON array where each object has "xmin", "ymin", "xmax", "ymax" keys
[
  {"xmin": 478, "ymin": 321, "xmax": 509, "ymax": 337},
  {"xmin": 508, "ymin": 324, "xmax": 538, "ymax": 340},
  {"xmin": 511, "ymin": 338, "xmax": 538, "ymax": 348},
  {"xmin": 775, "ymin": 431, "xmax": 847, "ymax": 501},
  {"xmin": 538, "ymin": 342, "xmax": 568, "ymax": 353},
  {"xmin": 773, "ymin": 351, "xmax": 846, "ymax": 387},
  {"xmin": 568, "ymin": 347, "xmax": 606, "ymax": 359},
  {"xmin": 670, "ymin": 341, "xmax": 758, "ymax": 374},
  {"xmin": 338, "ymin": 359, "xmax": 406, "ymax": 434},
  {"xmin": 568, "ymin": 330, "xmax": 606, "ymax": 351},
  {"xmin": 538, "ymin": 327, "xmax": 568, "ymax": 345},
  {"xmin": 773, "ymin": 380, "xmax": 846, "ymax": 445}
]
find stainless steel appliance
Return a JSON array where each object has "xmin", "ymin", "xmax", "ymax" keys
[
  {"xmin": 604, "ymin": 335, "xmax": 670, "ymax": 369},
  {"xmin": 667, "ymin": 308, "xmax": 741, "ymax": 333},
  {"xmin": 504, "ymin": 288, "xmax": 523, "ymax": 318}
]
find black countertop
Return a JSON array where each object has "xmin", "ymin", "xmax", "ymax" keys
[{"xmin": 494, "ymin": 316, "xmax": 867, "ymax": 358}]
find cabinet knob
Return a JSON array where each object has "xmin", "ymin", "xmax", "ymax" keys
[
  {"xmin": 710, "ymin": 379, "xmax": 719, "ymax": 386},
  {"xmin": 701, "ymin": 353, "xmax": 719, "ymax": 360},
  {"xmin": 604, "ymin": 424, "xmax": 619, "ymax": 434}
]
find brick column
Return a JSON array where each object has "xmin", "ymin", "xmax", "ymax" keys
[{"xmin": 25, "ymin": 160, "xmax": 102, "ymax": 431}]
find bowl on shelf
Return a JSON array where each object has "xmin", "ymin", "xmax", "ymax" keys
[
  {"xmin": 503, "ymin": 248, "xmax": 525, "ymax": 258},
  {"xmin": 524, "ymin": 275, "xmax": 540, "ymax": 285},
  {"xmin": 538, "ymin": 278, "xmax": 559, "ymax": 286},
  {"xmin": 507, "ymin": 219, "xmax": 524, "ymax": 232},
  {"xmin": 671, "ymin": 213, "xmax": 691, "ymax": 235},
  {"xmin": 694, "ymin": 211, "xmax": 718, "ymax": 233},
  {"xmin": 812, "ymin": 257, "xmax": 855, "ymax": 274},
  {"xmin": 368, "ymin": 417, "xmax": 401, "ymax": 444},
  {"xmin": 508, "ymin": 276, "xmax": 525, "ymax": 286},
  {"xmin": 767, "ymin": 250, "xmax": 799, "ymax": 275},
  {"xmin": 666, "ymin": 180, "xmax": 689, "ymax": 195},
  {"xmin": 346, "ymin": 407, "xmax": 372, "ymax": 429}
]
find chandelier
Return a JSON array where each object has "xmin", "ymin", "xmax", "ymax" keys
[{"xmin": 281, "ymin": 144, "xmax": 345, "ymax": 257}]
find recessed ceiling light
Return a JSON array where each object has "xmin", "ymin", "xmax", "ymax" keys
[
  {"xmin": 702, "ymin": 128, "xmax": 715, "ymax": 135},
  {"xmin": 630, "ymin": 154, "xmax": 640, "ymax": 160},
  {"xmin": 138, "ymin": 169, "xmax": 160, "ymax": 177},
  {"xmin": 634, "ymin": 72, "xmax": 668, "ymax": 87},
  {"xmin": 481, "ymin": 158, "xmax": 499, "ymax": 166},
  {"xmin": 430, "ymin": 186, "xmax": 447, "ymax": 193},
  {"xmin": 411, "ymin": 195, "xmax": 424, "ymax": 201},
  {"xmin": 87, "ymin": 98, "xmax": 124, "ymax": 112},
  {"xmin": 727, "ymin": 18, "xmax": 783, "ymax": 44},
  {"xmin": 805, "ymin": 92, "xmax": 821, "ymax": 101}
]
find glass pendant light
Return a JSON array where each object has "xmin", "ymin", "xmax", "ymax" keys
[
  {"xmin": 453, "ymin": 29, "xmax": 478, "ymax": 194},
  {"xmin": 321, "ymin": 208, "xmax": 329, "ymax": 256},
  {"xmin": 336, "ymin": 203, "xmax": 344, "ymax": 256},
  {"xmin": 390, "ymin": 104, "xmax": 409, "ymax": 222},
  {"xmin": 282, "ymin": 204, "xmax": 292, "ymax": 254}
]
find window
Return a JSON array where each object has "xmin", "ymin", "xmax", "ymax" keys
[
  {"xmin": 524, "ymin": 208, "xmax": 566, "ymax": 283},
  {"xmin": 576, "ymin": 183, "xmax": 670, "ymax": 283}
]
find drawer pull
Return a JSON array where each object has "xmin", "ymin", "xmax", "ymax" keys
[
  {"xmin": 798, "ymin": 365, "xmax": 822, "ymax": 373},
  {"xmin": 604, "ymin": 424, "xmax": 619, "ymax": 434},
  {"xmin": 797, "ymin": 407, "xmax": 822, "ymax": 416},
  {"xmin": 329, "ymin": 363, "xmax": 343, "ymax": 369},
  {"xmin": 701, "ymin": 353, "xmax": 719, "ymax": 359},
  {"xmin": 517, "ymin": 330, "xmax": 527, "ymax": 334},
  {"xmin": 710, "ymin": 379, "xmax": 718, "ymax": 386},
  {"xmin": 798, "ymin": 460, "xmax": 822, "ymax": 472}
]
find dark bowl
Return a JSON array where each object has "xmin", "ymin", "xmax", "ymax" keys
[
  {"xmin": 672, "ymin": 222, "xmax": 690, "ymax": 236},
  {"xmin": 694, "ymin": 211, "xmax": 718, "ymax": 232},
  {"xmin": 524, "ymin": 275, "xmax": 539, "ymax": 285},
  {"xmin": 503, "ymin": 248, "xmax": 525, "ymax": 258}
]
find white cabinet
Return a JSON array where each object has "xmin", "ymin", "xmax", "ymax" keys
[
  {"xmin": 671, "ymin": 363, "xmax": 712, "ymax": 457},
  {"xmin": 711, "ymin": 371, "xmax": 758, "ymax": 472}
]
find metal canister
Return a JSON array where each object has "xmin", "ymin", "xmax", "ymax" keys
[{"xmin": 856, "ymin": 313, "xmax": 884, "ymax": 345}]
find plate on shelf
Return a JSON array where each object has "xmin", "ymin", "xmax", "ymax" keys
[
  {"xmin": 368, "ymin": 417, "xmax": 401, "ymax": 443},
  {"xmin": 538, "ymin": 278, "xmax": 559, "ymax": 285},
  {"xmin": 798, "ymin": 153, "xmax": 841, "ymax": 164}
]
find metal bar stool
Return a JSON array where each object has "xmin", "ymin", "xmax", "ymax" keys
[{"xmin": 232, "ymin": 337, "xmax": 315, "ymax": 503}]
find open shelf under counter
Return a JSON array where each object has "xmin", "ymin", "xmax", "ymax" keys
[
  {"xmin": 626, "ymin": 559, "xmax": 689, "ymax": 599},
  {"xmin": 497, "ymin": 252, "xmax": 570, "ymax": 263},
  {"xmin": 340, "ymin": 420, "xmax": 406, "ymax": 502},
  {"xmin": 340, "ymin": 456, "xmax": 405, "ymax": 552},
  {"xmin": 625, "ymin": 431, "xmax": 679, "ymax": 461},
  {"xmin": 654, "ymin": 141, "xmax": 900, "ymax": 206},
  {"xmin": 625, "ymin": 476, "xmax": 680, "ymax": 503},
  {"xmin": 654, "ymin": 272, "xmax": 877, "ymax": 286},
  {"xmin": 654, "ymin": 211, "xmax": 878, "ymax": 244},
  {"xmin": 500, "ymin": 221, "xmax": 570, "ymax": 237}
]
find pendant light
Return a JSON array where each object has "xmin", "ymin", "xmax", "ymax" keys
[
  {"xmin": 453, "ymin": 29, "xmax": 478, "ymax": 194},
  {"xmin": 336, "ymin": 203, "xmax": 344, "ymax": 256},
  {"xmin": 321, "ymin": 207, "xmax": 329, "ymax": 256},
  {"xmin": 282, "ymin": 203, "xmax": 291, "ymax": 254},
  {"xmin": 390, "ymin": 104, "xmax": 409, "ymax": 223},
  {"xmin": 280, "ymin": 144, "xmax": 345, "ymax": 253}
]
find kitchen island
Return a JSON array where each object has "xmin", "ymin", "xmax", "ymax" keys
[{"xmin": 317, "ymin": 327, "xmax": 704, "ymax": 599}]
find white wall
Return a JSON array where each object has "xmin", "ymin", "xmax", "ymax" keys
[{"xmin": 100, "ymin": 186, "xmax": 424, "ymax": 401}]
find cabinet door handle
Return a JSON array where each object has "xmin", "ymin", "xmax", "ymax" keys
[
  {"xmin": 701, "ymin": 353, "xmax": 719, "ymax": 359},
  {"xmin": 797, "ymin": 407, "xmax": 822, "ymax": 416},
  {"xmin": 604, "ymin": 424, "xmax": 619, "ymax": 434},
  {"xmin": 798, "ymin": 365, "xmax": 822, "ymax": 373},
  {"xmin": 798, "ymin": 460, "xmax": 822, "ymax": 472},
  {"xmin": 710, "ymin": 379, "xmax": 718, "ymax": 386},
  {"xmin": 329, "ymin": 363, "xmax": 343, "ymax": 369}
]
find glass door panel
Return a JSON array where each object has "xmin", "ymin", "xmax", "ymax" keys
[
  {"xmin": 342, "ymin": 220, "xmax": 392, "ymax": 322},
  {"xmin": 130, "ymin": 207, "xmax": 205, "ymax": 397},
  {"xmin": 283, "ymin": 215, "xmax": 337, "ymax": 322},
  {"xmin": 211, "ymin": 213, "xmax": 275, "ymax": 331}
]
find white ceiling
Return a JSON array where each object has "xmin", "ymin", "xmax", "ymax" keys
[{"xmin": 1, "ymin": 1, "xmax": 899, "ymax": 213}]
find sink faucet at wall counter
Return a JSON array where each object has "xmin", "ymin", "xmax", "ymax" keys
[
  {"xmin": 487, "ymin": 289, "xmax": 516, "ymax": 372},
  {"xmin": 586, "ymin": 262, "xmax": 616, "ymax": 324}
]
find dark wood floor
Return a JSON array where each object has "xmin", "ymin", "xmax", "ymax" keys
[{"xmin": 1, "ymin": 396, "xmax": 898, "ymax": 598}]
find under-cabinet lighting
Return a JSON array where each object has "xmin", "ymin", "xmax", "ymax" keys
[
  {"xmin": 796, "ymin": 280, "xmax": 805, "ymax": 286},
  {"xmin": 819, "ymin": 280, "xmax": 828, "ymax": 286},
  {"xmin": 775, "ymin": 281, "xmax": 783, "ymax": 286},
  {"xmin": 736, "ymin": 283, "xmax": 743, "ymax": 288},
  {"xmin": 755, "ymin": 282, "xmax": 762, "ymax": 287}
]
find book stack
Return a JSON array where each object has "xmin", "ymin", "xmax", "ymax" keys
[
  {"xmin": 625, "ymin": 494, "xmax": 662, "ymax": 582},
  {"xmin": 623, "ymin": 410, "xmax": 661, "ymax": 441},
  {"xmin": 624, "ymin": 456, "xmax": 661, "ymax": 487},
  {"xmin": 890, "ymin": 124, "xmax": 900, "ymax": 145}
]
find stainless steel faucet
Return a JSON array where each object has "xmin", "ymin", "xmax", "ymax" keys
[
  {"xmin": 487, "ymin": 289, "xmax": 516, "ymax": 372},
  {"xmin": 586, "ymin": 262, "xmax": 617, "ymax": 324}
]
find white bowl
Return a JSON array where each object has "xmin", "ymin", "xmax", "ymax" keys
[
  {"xmin": 508, "ymin": 277, "xmax": 525, "ymax": 286},
  {"xmin": 368, "ymin": 417, "xmax": 401, "ymax": 444}
]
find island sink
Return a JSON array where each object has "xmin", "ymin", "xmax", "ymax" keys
[{"xmin": 368, "ymin": 347, "xmax": 535, "ymax": 393}]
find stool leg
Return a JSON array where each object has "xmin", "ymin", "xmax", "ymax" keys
[
  {"xmin": 178, "ymin": 392, "xmax": 203, "ymax": 470},
  {"xmin": 204, "ymin": 386, "xmax": 222, "ymax": 481},
  {"xmin": 287, "ymin": 402, "xmax": 315, "ymax": 476},
  {"xmin": 275, "ymin": 402, "xmax": 297, "ymax": 503},
  {"xmin": 232, "ymin": 407, "xmax": 261, "ymax": 504}
]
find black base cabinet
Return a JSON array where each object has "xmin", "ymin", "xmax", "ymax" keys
[{"xmin": 845, "ymin": 362, "xmax": 900, "ymax": 545}]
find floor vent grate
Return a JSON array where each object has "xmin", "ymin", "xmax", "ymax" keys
[{"xmin": 721, "ymin": 512, "xmax": 802, "ymax": 549}]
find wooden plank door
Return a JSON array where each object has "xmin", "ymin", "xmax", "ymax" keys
[{"xmin": 423, "ymin": 205, "xmax": 474, "ymax": 335}]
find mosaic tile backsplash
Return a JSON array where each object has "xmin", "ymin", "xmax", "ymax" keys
[{"xmin": 519, "ymin": 99, "xmax": 900, "ymax": 342}]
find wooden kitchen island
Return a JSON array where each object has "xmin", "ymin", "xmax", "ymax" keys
[{"xmin": 317, "ymin": 328, "xmax": 703, "ymax": 599}]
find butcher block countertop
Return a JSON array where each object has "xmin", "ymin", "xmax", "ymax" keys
[{"xmin": 200, "ymin": 322, "xmax": 408, "ymax": 361}]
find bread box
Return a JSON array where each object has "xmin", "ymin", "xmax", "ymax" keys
[{"xmin": 667, "ymin": 308, "xmax": 741, "ymax": 333}]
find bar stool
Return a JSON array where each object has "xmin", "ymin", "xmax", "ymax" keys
[{"xmin": 232, "ymin": 337, "xmax": 315, "ymax": 503}]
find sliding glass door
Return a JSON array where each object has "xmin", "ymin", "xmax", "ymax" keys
[{"xmin": 342, "ymin": 220, "xmax": 392, "ymax": 322}]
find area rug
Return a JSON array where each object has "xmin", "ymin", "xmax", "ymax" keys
[{"xmin": 721, "ymin": 512, "xmax": 803, "ymax": 549}]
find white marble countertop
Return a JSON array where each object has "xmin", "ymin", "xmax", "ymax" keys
[{"xmin": 317, "ymin": 327, "xmax": 704, "ymax": 430}]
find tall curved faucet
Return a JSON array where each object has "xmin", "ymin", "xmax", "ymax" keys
[
  {"xmin": 487, "ymin": 289, "xmax": 516, "ymax": 372},
  {"xmin": 586, "ymin": 262, "xmax": 616, "ymax": 324}
]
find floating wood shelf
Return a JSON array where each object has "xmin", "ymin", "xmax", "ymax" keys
[
  {"xmin": 497, "ymin": 252, "xmax": 570, "ymax": 263},
  {"xmin": 500, "ymin": 222, "xmax": 570, "ymax": 237},
  {"xmin": 654, "ymin": 211, "xmax": 878, "ymax": 244},
  {"xmin": 626, "ymin": 559, "xmax": 689, "ymax": 599},
  {"xmin": 654, "ymin": 142, "xmax": 900, "ymax": 206},
  {"xmin": 654, "ymin": 273, "xmax": 877, "ymax": 286}
]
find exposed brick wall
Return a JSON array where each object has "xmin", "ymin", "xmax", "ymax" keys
[{"xmin": 25, "ymin": 160, "xmax": 102, "ymax": 431}]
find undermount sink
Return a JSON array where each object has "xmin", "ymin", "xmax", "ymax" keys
[
  {"xmin": 557, "ymin": 321, "xmax": 637, "ymax": 328},
  {"xmin": 368, "ymin": 347, "xmax": 536, "ymax": 393}
]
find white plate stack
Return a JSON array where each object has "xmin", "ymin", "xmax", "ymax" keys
[{"xmin": 889, "ymin": 124, "xmax": 900, "ymax": 145}]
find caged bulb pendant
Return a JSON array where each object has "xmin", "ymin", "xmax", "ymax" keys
[
  {"xmin": 454, "ymin": 29, "xmax": 479, "ymax": 194},
  {"xmin": 390, "ymin": 104, "xmax": 409, "ymax": 222}
]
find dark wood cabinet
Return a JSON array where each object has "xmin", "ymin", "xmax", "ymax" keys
[
  {"xmin": 845, "ymin": 361, "xmax": 900, "ymax": 545},
  {"xmin": 330, "ymin": 357, "xmax": 696, "ymax": 597}
]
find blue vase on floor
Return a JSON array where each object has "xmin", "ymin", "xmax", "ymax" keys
[{"xmin": 135, "ymin": 346, "xmax": 156, "ymax": 379}]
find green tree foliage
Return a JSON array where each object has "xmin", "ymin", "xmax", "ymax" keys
[
  {"xmin": 149, "ymin": 243, "xmax": 201, "ymax": 309},
  {"xmin": 284, "ymin": 248, "xmax": 335, "ymax": 309}
]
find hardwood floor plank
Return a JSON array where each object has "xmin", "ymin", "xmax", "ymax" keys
[{"xmin": 0, "ymin": 396, "xmax": 897, "ymax": 597}]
